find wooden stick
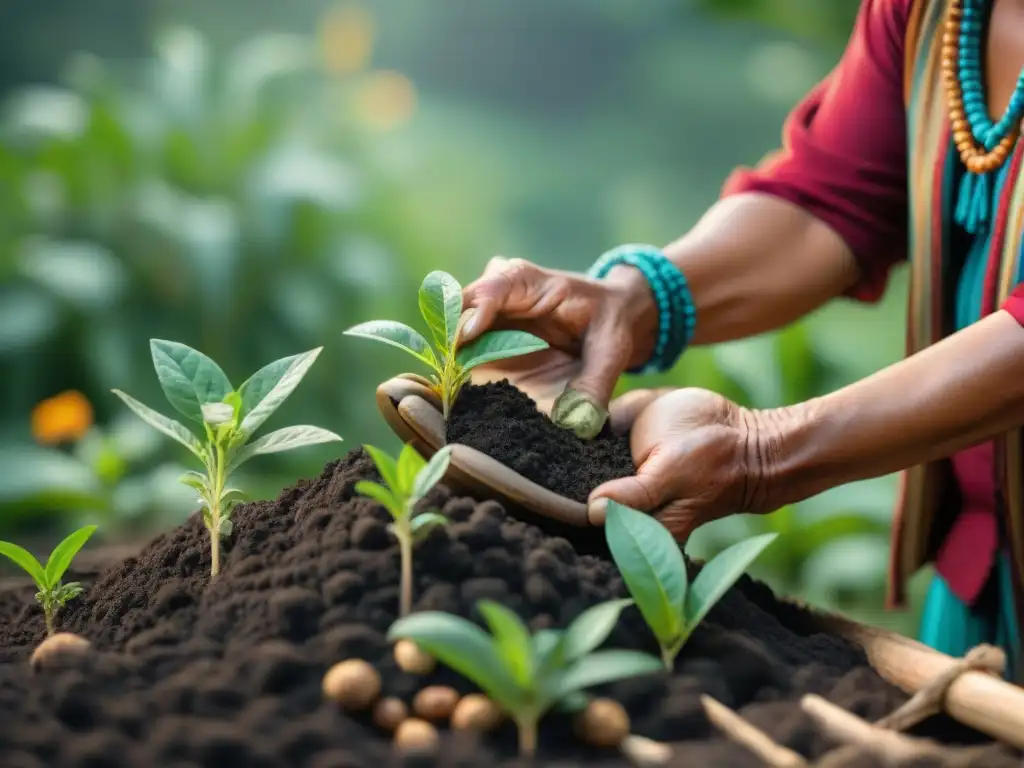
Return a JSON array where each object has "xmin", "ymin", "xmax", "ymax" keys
[
  {"xmin": 874, "ymin": 644, "xmax": 1005, "ymax": 731},
  {"xmin": 619, "ymin": 734, "xmax": 673, "ymax": 767},
  {"xmin": 700, "ymin": 695, "xmax": 808, "ymax": 767},
  {"xmin": 820, "ymin": 612, "xmax": 1024, "ymax": 748}
]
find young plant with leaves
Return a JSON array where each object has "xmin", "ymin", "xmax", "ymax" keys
[
  {"xmin": 344, "ymin": 270, "xmax": 549, "ymax": 419},
  {"xmin": 356, "ymin": 443, "xmax": 454, "ymax": 617},
  {"xmin": 0, "ymin": 525, "xmax": 97, "ymax": 635},
  {"xmin": 605, "ymin": 501, "xmax": 777, "ymax": 669},
  {"xmin": 112, "ymin": 340, "xmax": 342, "ymax": 578},
  {"xmin": 388, "ymin": 598, "xmax": 662, "ymax": 756}
]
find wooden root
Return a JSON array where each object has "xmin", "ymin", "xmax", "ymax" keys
[{"xmin": 700, "ymin": 695, "xmax": 808, "ymax": 767}]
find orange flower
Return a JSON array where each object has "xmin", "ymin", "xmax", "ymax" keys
[
  {"xmin": 354, "ymin": 70, "xmax": 417, "ymax": 131},
  {"xmin": 31, "ymin": 390, "xmax": 94, "ymax": 445},
  {"xmin": 320, "ymin": 5, "xmax": 374, "ymax": 74}
]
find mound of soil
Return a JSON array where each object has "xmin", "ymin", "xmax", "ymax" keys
[
  {"xmin": 0, "ymin": 450, "xmax": 1018, "ymax": 767},
  {"xmin": 447, "ymin": 381, "xmax": 634, "ymax": 503}
]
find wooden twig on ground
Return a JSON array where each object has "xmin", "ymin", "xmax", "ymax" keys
[
  {"xmin": 801, "ymin": 694, "xmax": 994, "ymax": 767},
  {"xmin": 618, "ymin": 734, "xmax": 673, "ymax": 767},
  {"xmin": 873, "ymin": 644, "xmax": 1005, "ymax": 731},
  {"xmin": 700, "ymin": 695, "xmax": 808, "ymax": 767}
]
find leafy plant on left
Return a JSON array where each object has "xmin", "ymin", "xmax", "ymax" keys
[
  {"xmin": 357, "ymin": 443, "xmax": 453, "ymax": 617},
  {"xmin": 0, "ymin": 525, "xmax": 98, "ymax": 635},
  {"xmin": 112, "ymin": 340, "xmax": 342, "ymax": 578}
]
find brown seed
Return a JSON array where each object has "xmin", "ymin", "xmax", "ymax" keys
[
  {"xmin": 394, "ymin": 639, "xmax": 435, "ymax": 675},
  {"xmin": 412, "ymin": 685, "xmax": 459, "ymax": 721},
  {"xmin": 322, "ymin": 659, "xmax": 381, "ymax": 711},
  {"xmin": 394, "ymin": 718, "xmax": 440, "ymax": 755},
  {"xmin": 373, "ymin": 697, "xmax": 409, "ymax": 732},
  {"xmin": 573, "ymin": 698, "xmax": 630, "ymax": 748},
  {"xmin": 450, "ymin": 693, "xmax": 503, "ymax": 731},
  {"xmin": 29, "ymin": 632, "xmax": 91, "ymax": 670}
]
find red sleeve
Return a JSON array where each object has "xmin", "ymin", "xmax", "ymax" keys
[
  {"xmin": 1003, "ymin": 284, "xmax": 1024, "ymax": 325},
  {"xmin": 721, "ymin": 0, "xmax": 912, "ymax": 302}
]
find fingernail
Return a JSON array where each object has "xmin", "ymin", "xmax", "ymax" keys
[
  {"xmin": 587, "ymin": 497, "xmax": 609, "ymax": 525},
  {"xmin": 460, "ymin": 308, "xmax": 479, "ymax": 340}
]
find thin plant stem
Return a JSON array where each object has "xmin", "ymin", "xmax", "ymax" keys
[
  {"xmin": 398, "ymin": 527, "xmax": 413, "ymax": 617},
  {"xmin": 660, "ymin": 646, "xmax": 675, "ymax": 670},
  {"xmin": 209, "ymin": 442, "xmax": 227, "ymax": 579},
  {"xmin": 517, "ymin": 712, "xmax": 539, "ymax": 757},
  {"xmin": 44, "ymin": 605, "xmax": 55, "ymax": 637}
]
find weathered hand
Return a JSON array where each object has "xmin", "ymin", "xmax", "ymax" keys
[
  {"xmin": 459, "ymin": 256, "xmax": 658, "ymax": 413},
  {"xmin": 588, "ymin": 388, "xmax": 785, "ymax": 542}
]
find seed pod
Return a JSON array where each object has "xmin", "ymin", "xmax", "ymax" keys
[
  {"xmin": 373, "ymin": 697, "xmax": 409, "ymax": 732},
  {"xmin": 322, "ymin": 659, "xmax": 381, "ymax": 711},
  {"xmin": 412, "ymin": 685, "xmax": 459, "ymax": 721},
  {"xmin": 394, "ymin": 718, "xmax": 440, "ymax": 756},
  {"xmin": 30, "ymin": 633, "xmax": 91, "ymax": 670},
  {"xmin": 394, "ymin": 639, "xmax": 435, "ymax": 675},
  {"xmin": 574, "ymin": 698, "xmax": 630, "ymax": 748},
  {"xmin": 551, "ymin": 388, "xmax": 609, "ymax": 440},
  {"xmin": 450, "ymin": 693, "xmax": 503, "ymax": 731}
]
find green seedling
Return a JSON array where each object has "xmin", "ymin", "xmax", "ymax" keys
[
  {"xmin": 112, "ymin": 340, "xmax": 342, "ymax": 578},
  {"xmin": 344, "ymin": 270, "xmax": 549, "ymax": 419},
  {"xmin": 605, "ymin": 500, "xmax": 777, "ymax": 669},
  {"xmin": 388, "ymin": 598, "xmax": 662, "ymax": 756},
  {"xmin": 356, "ymin": 443, "xmax": 453, "ymax": 617},
  {"xmin": 0, "ymin": 525, "xmax": 97, "ymax": 635}
]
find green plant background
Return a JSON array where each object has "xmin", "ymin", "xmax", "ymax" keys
[{"xmin": 0, "ymin": 0, "xmax": 931, "ymax": 636}]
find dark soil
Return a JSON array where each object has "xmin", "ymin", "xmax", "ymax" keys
[
  {"xmin": 0, "ymin": 450, "xmax": 1019, "ymax": 767},
  {"xmin": 447, "ymin": 381, "xmax": 635, "ymax": 503}
]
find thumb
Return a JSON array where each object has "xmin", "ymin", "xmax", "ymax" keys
[
  {"xmin": 586, "ymin": 449, "xmax": 675, "ymax": 524},
  {"xmin": 566, "ymin": 313, "xmax": 632, "ymax": 408}
]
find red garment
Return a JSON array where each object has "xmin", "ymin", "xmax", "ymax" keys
[{"xmin": 719, "ymin": 0, "xmax": 1024, "ymax": 604}]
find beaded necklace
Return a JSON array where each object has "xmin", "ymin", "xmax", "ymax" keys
[{"xmin": 943, "ymin": 0, "xmax": 1024, "ymax": 233}]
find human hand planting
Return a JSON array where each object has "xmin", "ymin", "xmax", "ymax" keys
[
  {"xmin": 588, "ymin": 388, "xmax": 792, "ymax": 542},
  {"xmin": 459, "ymin": 257, "xmax": 659, "ymax": 429}
]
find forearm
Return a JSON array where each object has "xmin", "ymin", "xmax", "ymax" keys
[
  {"xmin": 771, "ymin": 309, "xmax": 1024, "ymax": 504},
  {"xmin": 612, "ymin": 193, "xmax": 862, "ymax": 348}
]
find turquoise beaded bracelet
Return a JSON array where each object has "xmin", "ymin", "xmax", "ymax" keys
[{"xmin": 586, "ymin": 244, "xmax": 696, "ymax": 374}]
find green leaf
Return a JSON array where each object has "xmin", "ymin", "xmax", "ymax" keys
[
  {"xmin": 219, "ymin": 518, "xmax": 234, "ymax": 538},
  {"xmin": 387, "ymin": 611, "xmax": 523, "ymax": 709},
  {"xmin": 150, "ymin": 339, "xmax": 233, "ymax": 423},
  {"xmin": 532, "ymin": 629, "xmax": 565, "ymax": 672},
  {"xmin": 0, "ymin": 541, "xmax": 46, "ymax": 587},
  {"xmin": 178, "ymin": 470, "xmax": 209, "ymax": 494},
  {"xmin": 456, "ymin": 330, "xmax": 549, "ymax": 370},
  {"xmin": 477, "ymin": 600, "xmax": 535, "ymax": 687},
  {"xmin": 237, "ymin": 348, "xmax": 322, "ymax": 436},
  {"xmin": 363, "ymin": 445, "xmax": 400, "ymax": 493},
  {"xmin": 111, "ymin": 390, "xmax": 204, "ymax": 458},
  {"xmin": 685, "ymin": 533, "xmax": 778, "ymax": 630},
  {"xmin": 228, "ymin": 426, "xmax": 342, "ymax": 471},
  {"xmin": 343, "ymin": 321, "xmax": 436, "ymax": 368},
  {"xmin": 411, "ymin": 512, "xmax": 448, "ymax": 540},
  {"xmin": 355, "ymin": 480, "xmax": 403, "ymax": 519},
  {"xmin": 418, "ymin": 270, "xmax": 463, "ymax": 349},
  {"xmin": 546, "ymin": 650, "xmax": 664, "ymax": 703},
  {"xmin": 411, "ymin": 445, "xmax": 452, "ymax": 503},
  {"xmin": 561, "ymin": 598, "xmax": 634, "ymax": 663},
  {"xmin": 396, "ymin": 442, "xmax": 426, "ymax": 496},
  {"xmin": 604, "ymin": 501, "xmax": 686, "ymax": 646},
  {"xmin": 43, "ymin": 525, "xmax": 97, "ymax": 587},
  {"xmin": 54, "ymin": 581, "xmax": 84, "ymax": 605}
]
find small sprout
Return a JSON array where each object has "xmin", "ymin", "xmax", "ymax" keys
[
  {"xmin": 322, "ymin": 659, "xmax": 381, "ymax": 711},
  {"xmin": 604, "ymin": 501, "xmax": 778, "ymax": 669},
  {"xmin": 394, "ymin": 638, "xmax": 436, "ymax": 675},
  {"xmin": 0, "ymin": 525, "xmax": 97, "ymax": 636},
  {"xmin": 573, "ymin": 698, "xmax": 630, "ymax": 748},
  {"xmin": 373, "ymin": 697, "xmax": 409, "ymax": 732},
  {"xmin": 394, "ymin": 718, "xmax": 440, "ymax": 756},
  {"xmin": 357, "ymin": 443, "xmax": 453, "ymax": 617},
  {"xmin": 30, "ymin": 632, "xmax": 91, "ymax": 670},
  {"xmin": 412, "ymin": 685, "xmax": 460, "ymax": 722},
  {"xmin": 112, "ymin": 341, "xmax": 342, "ymax": 578},
  {"xmin": 388, "ymin": 597, "xmax": 662, "ymax": 757},
  {"xmin": 451, "ymin": 693, "xmax": 504, "ymax": 732},
  {"xmin": 345, "ymin": 270, "xmax": 549, "ymax": 419}
]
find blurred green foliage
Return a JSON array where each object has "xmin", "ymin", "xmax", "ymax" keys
[{"xmin": 0, "ymin": 0, "xmax": 929, "ymax": 636}]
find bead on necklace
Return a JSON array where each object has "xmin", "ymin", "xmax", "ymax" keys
[{"xmin": 943, "ymin": 0, "xmax": 1024, "ymax": 233}]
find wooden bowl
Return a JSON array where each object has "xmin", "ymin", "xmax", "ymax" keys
[{"xmin": 375, "ymin": 375, "xmax": 592, "ymax": 528}]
